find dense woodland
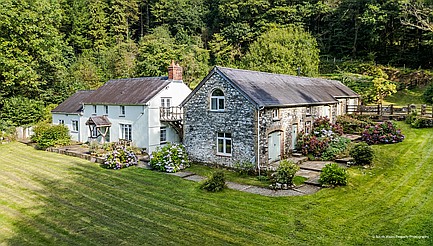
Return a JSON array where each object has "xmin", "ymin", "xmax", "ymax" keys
[{"xmin": 2, "ymin": 0, "xmax": 433, "ymax": 127}]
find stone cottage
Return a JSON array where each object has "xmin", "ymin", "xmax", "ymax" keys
[{"xmin": 181, "ymin": 66, "xmax": 359, "ymax": 169}]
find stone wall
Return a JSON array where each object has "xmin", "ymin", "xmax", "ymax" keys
[{"xmin": 183, "ymin": 73, "xmax": 257, "ymax": 167}]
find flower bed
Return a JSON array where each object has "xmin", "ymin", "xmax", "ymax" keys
[
  {"xmin": 361, "ymin": 121, "xmax": 404, "ymax": 145},
  {"xmin": 150, "ymin": 143, "xmax": 190, "ymax": 173},
  {"xmin": 102, "ymin": 145, "xmax": 138, "ymax": 169}
]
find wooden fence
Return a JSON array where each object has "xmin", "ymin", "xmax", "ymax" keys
[{"xmin": 347, "ymin": 104, "xmax": 433, "ymax": 118}]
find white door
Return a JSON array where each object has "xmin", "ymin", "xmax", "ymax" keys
[
  {"xmin": 291, "ymin": 124, "xmax": 298, "ymax": 150},
  {"xmin": 268, "ymin": 131, "xmax": 282, "ymax": 162}
]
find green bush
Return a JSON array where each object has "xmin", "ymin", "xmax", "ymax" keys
[
  {"xmin": 274, "ymin": 160, "xmax": 299, "ymax": 185},
  {"xmin": 200, "ymin": 171, "xmax": 226, "ymax": 192},
  {"xmin": 422, "ymin": 83, "xmax": 433, "ymax": 104},
  {"xmin": 150, "ymin": 143, "xmax": 190, "ymax": 172},
  {"xmin": 350, "ymin": 142, "xmax": 374, "ymax": 165},
  {"xmin": 233, "ymin": 161, "xmax": 256, "ymax": 176},
  {"xmin": 410, "ymin": 117, "xmax": 433, "ymax": 128},
  {"xmin": 31, "ymin": 123, "xmax": 71, "ymax": 149},
  {"xmin": 336, "ymin": 115, "xmax": 371, "ymax": 134},
  {"xmin": 319, "ymin": 163, "xmax": 348, "ymax": 186},
  {"xmin": 321, "ymin": 137, "xmax": 351, "ymax": 161}
]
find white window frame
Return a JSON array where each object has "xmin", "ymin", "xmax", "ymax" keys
[
  {"xmin": 160, "ymin": 127, "xmax": 167, "ymax": 144},
  {"xmin": 210, "ymin": 89, "xmax": 225, "ymax": 112},
  {"xmin": 90, "ymin": 125, "xmax": 98, "ymax": 138},
  {"xmin": 272, "ymin": 108, "xmax": 280, "ymax": 120},
  {"xmin": 104, "ymin": 105, "xmax": 109, "ymax": 115},
  {"xmin": 71, "ymin": 120, "xmax": 79, "ymax": 132},
  {"xmin": 217, "ymin": 132, "xmax": 232, "ymax": 156},
  {"xmin": 120, "ymin": 124, "xmax": 132, "ymax": 141},
  {"xmin": 120, "ymin": 105, "xmax": 125, "ymax": 116},
  {"xmin": 161, "ymin": 98, "xmax": 171, "ymax": 108},
  {"xmin": 58, "ymin": 119, "xmax": 65, "ymax": 125},
  {"xmin": 93, "ymin": 105, "xmax": 97, "ymax": 115},
  {"xmin": 306, "ymin": 106, "xmax": 311, "ymax": 115}
]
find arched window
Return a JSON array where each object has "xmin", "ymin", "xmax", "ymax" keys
[{"xmin": 210, "ymin": 89, "xmax": 225, "ymax": 111}]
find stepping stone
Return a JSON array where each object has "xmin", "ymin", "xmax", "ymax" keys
[
  {"xmin": 296, "ymin": 169, "xmax": 320, "ymax": 179},
  {"xmin": 167, "ymin": 171, "xmax": 196, "ymax": 178},
  {"xmin": 299, "ymin": 161, "xmax": 330, "ymax": 172},
  {"xmin": 293, "ymin": 184, "xmax": 322, "ymax": 194},
  {"xmin": 183, "ymin": 174, "xmax": 206, "ymax": 182},
  {"xmin": 304, "ymin": 176, "xmax": 321, "ymax": 186}
]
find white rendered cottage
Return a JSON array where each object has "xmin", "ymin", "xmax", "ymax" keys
[
  {"xmin": 181, "ymin": 66, "xmax": 359, "ymax": 169},
  {"xmin": 52, "ymin": 62, "xmax": 191, "ymax": 153},
  {"xmin": 52, "ymin": 90, "xmax": 94, "ymax": 142}
]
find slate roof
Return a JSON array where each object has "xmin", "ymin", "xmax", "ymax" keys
[
  {"xmin": 183, "ymin": 66, "xmax": 358, "ymax": 108},
  {"xmin": 82, "ymin": 77, "xmax": 170, "ymax": 105},
  {"xmin": 86, "ymin": 116, "xmax": 111, "ymax": 127},
  {"xmin": 51, "ymin": 90, "xmax": 94, "ymax": 114}
]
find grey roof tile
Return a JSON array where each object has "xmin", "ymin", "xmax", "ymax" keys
[
  {"xmin": 216, "ymin": 66, "xmax": 358, "ymax": 107},
  {"xmin": 82, "ymin": 77, "xmax": 170, "ymax": 105},
  {"xmin": 51, "ymin": 90, "xmax": 94, "ymax": 114}
]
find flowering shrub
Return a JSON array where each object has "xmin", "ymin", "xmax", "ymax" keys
[
  {"xmin": 296, "ymin": 132, "xmax": 329, "ymax": 157},
  {"xmin": 274, "ymin": 160, "xmax": 299, "ymax": 186},
  {"xmin": 361, "ymin": 121, "xmax": 404, "ymax": 145},
  {"xmin": 150, "ymin": 143, "xmax": 189, "ymax": 172},
  {"xmin": 102, "ymin": 145, "xmax": 138, "ymax": 169},
  {"xmin": 313, "ymin": 117, "xmax": 343, "ymax": 136},
  {"xmin": 297, "ymin": 117, "xmax": 347, "ymax": 160},
  {"xmin": 321, "ymin": 137, "xmax": 351, "ymax": 161}
]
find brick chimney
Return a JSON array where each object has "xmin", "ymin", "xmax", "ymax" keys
[{"xmin": 168, "ymin": 60, "xmax": 183, "ymax": 81}]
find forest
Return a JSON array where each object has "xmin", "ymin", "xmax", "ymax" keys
[{"xmin": 1, "ymin": 0, "xmax": 433, "ymax": 127}]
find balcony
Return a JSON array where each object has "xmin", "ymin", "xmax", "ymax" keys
[{"xmin": 160, "ymin": 106, "xmax": 183, "ymax": 121}]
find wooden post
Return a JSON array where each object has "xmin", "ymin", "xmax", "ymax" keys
[
  {"xmin": 390, "ymin": 104, "xmax": 394, "ymax": 115},
  {"xmin": 377, "ymin": 104, "xmax": 381, "ymax": 115}
]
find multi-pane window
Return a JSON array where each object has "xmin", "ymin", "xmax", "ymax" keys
[
  {"xmin": 71, "ymin": 120, "xmax": 79, "ymax": 132},
  {"xmin": 58, "ymin": 119, "xmax": 65, "ymax": 125},
  {"xmin": 120, "ymin": 105, "xmax": 125, "ymax": 116},
  {"xmin": 104, "ymin": 105, "xmax": 109, "ymax": 115},
  {"xmin": 160, "ymin": 127, "xmax": 167, "ymax": 144},
  {"xmin": 217, "ymin": 132, "xmax": 232, "ymax": 155},
  {"xmin": 93, "ymin": 105, "xmax": 97, "ymax": 114},
  {"xmin": 306, "ymin": 106, "xmax": 311, "ymax": 115},
  {"xmin": 120, "ymin": 124, "xmax": 132, "ymax": 141},
  {"xmin": 210, "ymin": 89, "xmax": 225, "ymax": 111},
  {"xmin": 305, "ymin": 121, "xmax": 311, "ymax": 134},
  {"xmin": 90, "ymin": 125, "xmax": 98, "ymax": 138}
]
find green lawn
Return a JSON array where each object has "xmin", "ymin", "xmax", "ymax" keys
[
  {"xmin": 384, "ymin": 88, "xmax": 425, "ymax": 106},
  {"xmin": 1, "ymin": 122, "xmax": 433, "ymax": 245}
]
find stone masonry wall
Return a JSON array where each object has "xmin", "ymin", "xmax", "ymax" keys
[{"xmin": 183, "ymin": 73, "xmax": 257, "ymax": 167}]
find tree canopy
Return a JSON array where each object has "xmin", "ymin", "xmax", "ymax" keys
[{"xmin": 2, "ymin": 0, "xmax": 433, "ymax": 125}]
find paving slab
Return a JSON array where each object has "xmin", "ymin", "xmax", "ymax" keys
[
  {"xmin": 183, "ymin": 175, "xmax": 206, "ymax": 182},
  {"xmin": 299, "ymin": 161, "xmax": 331, "ymax": 172},
  {"xmin": 296, "ymin": 169, "xmax": 320, "ymax": 179},
  {"xmin": 294, "ymin": 184, "xmax": 322, "ymax": 194},
  {"xmin": 304, "ymin": 176, "xmax": 321, "ymax": 186},
  {"xmin": 167, "ymin": 171, "xmax": 196, "ymax": 178}
]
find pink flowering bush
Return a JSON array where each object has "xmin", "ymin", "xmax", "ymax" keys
[
  {"xmin": 361, "ymin": 121, "xmax": 404, "ymax": 145},
  {"xmin": 102, "ymin": 146, "xmax": 138, "ymax": 169},
  {"xmin": 150, "ymin": 143, "xmax": 190, "ymax": 173}
]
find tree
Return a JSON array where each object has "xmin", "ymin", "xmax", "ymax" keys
[
  {"xmin": 241, "ymin": 26, "xmax": 319, "ymax": 76},
  {"xmin": 0, "ymin": 97, "xmax": 46, "ymax": 126},
  {"xmin": 372, "ymin": 77, "xmax": 397, "ymax": 105},
  {"xmin": 0, "ymin": 0, "xmax": 71, "ymax": 103},
  {"xmin": 109, "ymin": 0, "xmax": 139, "ymax": 42}
]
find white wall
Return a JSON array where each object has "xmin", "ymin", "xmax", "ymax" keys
[
  {"xmin": 81, "ymin": 80, "xmax": 191, "ymax": 153},
  {"xmin": 52, "ymin": 113, "xmax": 85, "ymax": 142}
]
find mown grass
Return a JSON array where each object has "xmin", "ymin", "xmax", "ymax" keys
[
  {"xmin": 384, "ymin": 88, "xmax": 425, "ymax": 106},
  {"xmin": 1, "ymin": 124, "xmax": 432, "ymax": 245}
]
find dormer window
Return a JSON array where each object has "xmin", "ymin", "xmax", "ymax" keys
[{"xmin": 210, "ymin": 89, "xmax": 225, "ymax": 111}]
